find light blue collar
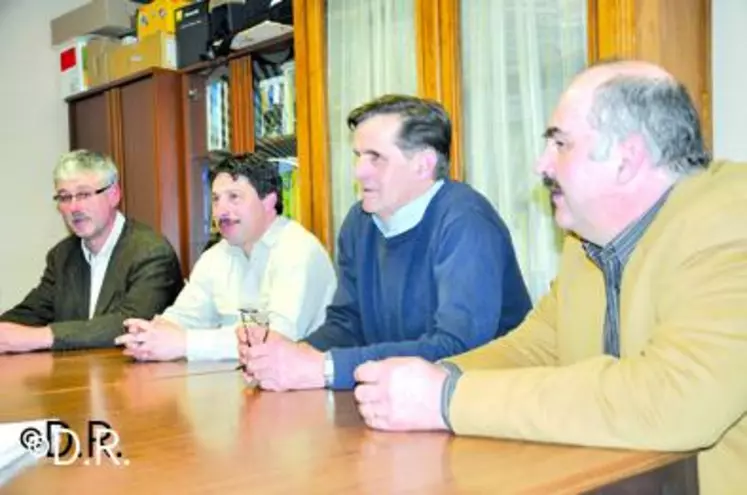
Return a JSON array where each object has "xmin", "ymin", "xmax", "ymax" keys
[{"xmin": 373, "ymin": 180, "xmax": 444, "ymax": 238}]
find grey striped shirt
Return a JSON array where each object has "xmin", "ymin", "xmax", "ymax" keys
[{"xmin": 583, "ymin": 190, "xmax": 672, "ymax": 357}]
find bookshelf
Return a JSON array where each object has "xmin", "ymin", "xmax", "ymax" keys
[{"xmin": 180, "ymin": 14, "xmax": 313, "ymax": 270}]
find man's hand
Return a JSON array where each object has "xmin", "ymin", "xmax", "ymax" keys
[
  {"xmin": 235, "ymin": 323, "xmax": 273, "ymax": 368},
  {"xmin": 0, "ymin": 322, "xmax": 53, "ymax": 354},
  {"xmin": 354, "ymin": 357, "xmax": 448, "ymax": 432},
  {"xmin": 115, "ymin": 317, "xmax": 187, "ymax": 362},
  {"xmin": 243, "ymin": 332, "xmax": 325, "ymax": 391}
]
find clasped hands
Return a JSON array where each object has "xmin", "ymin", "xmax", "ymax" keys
[{"xmin": 115, "ymin": 316, "xmax": 186, "ymax": 361}]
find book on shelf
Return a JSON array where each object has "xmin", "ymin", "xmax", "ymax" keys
[
  {"xmin": 257, "ymin": 60, "xmax": 295, "ymax": 139},
  {"xmin": 271, "ymin": 157, "xmax": 300, "ymax": 221}
]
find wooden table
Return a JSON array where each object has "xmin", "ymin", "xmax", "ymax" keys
[{"xmin": 0, "ymin": 350, "xmax": 698, "ymax": 494}]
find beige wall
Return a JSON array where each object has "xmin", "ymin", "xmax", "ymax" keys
[
  {"xmin": 0, "ymin": 0, "xmax": 88, "ymax": 311},
  {"xmin": 712, "ymin": 0, "xmax": 747, "ymax": 161}
]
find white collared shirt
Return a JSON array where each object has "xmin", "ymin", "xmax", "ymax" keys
[
  {"xmin": 81, "ymin": 212, "xmax": 126, "ymax": 318},
  {"xmin": 372, "ymin": 180, "xmax": 444, "ymax": 238},
  {"xmin": 161, "ymin": 216, "xmax": 337, "ymax": 361}
]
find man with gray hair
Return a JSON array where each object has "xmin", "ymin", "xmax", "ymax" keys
[
  {"xmin": 353, "ymin": 61, "xmax": 747, "ymax": 494},
  {"xmin": 0, "ymin": 150, "xmax": 183, "ymax": 353}
]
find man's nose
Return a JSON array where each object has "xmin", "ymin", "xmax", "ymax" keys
[
  {"xmin": 354, "ymin": 157, "xmax": 371, "ymax": 181},
  {"xmin": 534, "ymin": 146, "xmax": 554, "ymax": 176},
  {"xmin": 67, "ymin": 201, "xmax": 85, "ymax": 214}
]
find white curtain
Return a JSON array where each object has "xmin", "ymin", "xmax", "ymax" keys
[
  {"xmin": 461, "ymin": 0, "xmax": 587, "ymax": 301},
  {"xmin": 326, "ymin": 0, "xmax": 418, "ymax": 242}
]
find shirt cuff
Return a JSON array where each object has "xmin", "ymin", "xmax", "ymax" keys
[
  {"xmin": 438, "ymin": 361, "xmax": 463, "ymax": 431},
  {"xmin": 185, "ymin": 327, "xmax": 239, "ymax": 361}
]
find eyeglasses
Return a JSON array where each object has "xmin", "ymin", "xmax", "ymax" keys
[{"xmin": 53, "ymin": 184, "xmax": 112, "ymax": 205}]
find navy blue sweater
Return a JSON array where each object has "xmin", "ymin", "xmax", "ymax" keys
[{"xmin": 304, "ymin": 180, "xmax": 531, "ymax": 389}]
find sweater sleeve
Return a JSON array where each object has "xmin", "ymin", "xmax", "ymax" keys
[
  {"xmin": 328, "ymin": 211, "xmax": 519, "ymax": 389},
  {"xmin": 0, "ymin": 248, "xmax": 59, "ymax": 326},
  {"xmin": 444, "ymin": 280, "xmax": 559, "ymax": 371}
]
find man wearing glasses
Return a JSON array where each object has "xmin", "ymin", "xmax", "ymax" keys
[{"xmin": 0, "ymin": 150, "xmax": 183, "ymax": 353}]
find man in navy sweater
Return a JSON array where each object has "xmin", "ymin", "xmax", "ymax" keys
[{"xmin": 237, "ymin": 94, "xmax": 531, "ymax": 390}]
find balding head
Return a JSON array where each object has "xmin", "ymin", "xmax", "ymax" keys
[
  {"xmin": 585, "ymin": 59, "xmax": 674, "ymax": 82},
  {"xmin": 536, "ymin": 59, "xmax": 710, "ymax": 245},
  {"xmin": 580, "ymin": 60, "xmax": 710, "ymax": 176}
]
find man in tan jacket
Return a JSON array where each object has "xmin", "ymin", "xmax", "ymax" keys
[{"xmin": 352, "ymin": 60, "xmax": 747, "ymax": 495}]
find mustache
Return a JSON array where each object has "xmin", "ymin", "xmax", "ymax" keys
[
  {"xmin": 70, "ymin": 212, "xmax": 88, "ymax": 221},
  {"xmin": 218, "ymin": 217, "xmax": 239, "ymax": 227},
  {"xmin": 542, "ymin": 174, "xmax": 562, "ymax": 194}
]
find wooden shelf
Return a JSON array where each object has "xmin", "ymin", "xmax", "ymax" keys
[
  {"xmin": 180, "ymin": 33, "xmax": 294, "ymax": 75},
  {"xmin": 65, "ymin": 67, "xmax": 178, "ymax": 103},
  {"xmin": 255, "ymin": 134, "xmax": 297, "ymax": 157}
]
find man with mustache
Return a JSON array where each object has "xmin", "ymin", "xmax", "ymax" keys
[
  {"xmin": 0, "ymin": 150, "xmax": 183, "ymax": 353},
  {"xmin": 115, "ymin": 151, "xmax": 336, "ymax": 362},
  {"xmin": 352, "ymin": 60, "xmax": 747, "ymax": 495},
  {"xmin": 237, "ymin": 95, "xmax": 532, "ymax": 392}
]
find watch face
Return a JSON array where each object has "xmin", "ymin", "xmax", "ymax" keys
[{"xmin": 324, "ymin": 354, "xmax": 334, "ymax": 384}]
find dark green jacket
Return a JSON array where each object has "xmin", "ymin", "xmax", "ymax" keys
[{"xmin": 0, "ymin": 219, "xmax": 184, "ymax": 350}]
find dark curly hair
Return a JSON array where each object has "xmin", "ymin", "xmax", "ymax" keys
[{"xmin": 206, "ymin": 150, "xmax": 284, "ymax": 215}]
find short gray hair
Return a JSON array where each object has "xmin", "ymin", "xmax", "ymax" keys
[
  {"xmin": 587, "ymin": 76, "xmax": 711, "ymax": 175},
  {"xmin": 53, "ymin": 150, "xmax": 119, "ymax": 186}
]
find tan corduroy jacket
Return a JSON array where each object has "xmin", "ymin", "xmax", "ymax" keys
[{"xmin": 446, "ymin": 161, "xmax": 747, "ymax": 495}]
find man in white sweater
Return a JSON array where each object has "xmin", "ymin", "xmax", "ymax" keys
[{"xmin": 116, "ymin": 151, "xmax": 336, "ymax": 361}]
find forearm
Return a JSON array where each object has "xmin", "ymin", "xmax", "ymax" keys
[
  {"xmin": 329, "ymin": 335, "xmax": 471, "ymax": 390},
  {"xmin": 444, "ymin": 323, "xmax": 557, "ymax": 371},
  {"xmin": 449, "ymin": 354, "xmax": 743, "ymax": 452},
  {"xmin": 51, "ymin": 315, "xmax": 127, "ymax": 350}
]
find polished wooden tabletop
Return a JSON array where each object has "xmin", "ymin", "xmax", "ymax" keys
[{"xmin": 0, "ymin": 350, "xmax": 694, "ymax": 494}]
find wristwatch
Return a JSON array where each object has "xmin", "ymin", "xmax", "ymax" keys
[{"xmin": 323, "ymin": 352, "xmax": 334, "ymax": 387}]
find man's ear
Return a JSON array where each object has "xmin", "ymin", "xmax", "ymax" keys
[
  {"xmin": 616, "ymin": 134, "xmax": 648, "ymax": 185},
  {"xmin": 261, "ymin": 191, "xmax": 278, "ymax": 213},
  {"xmin": 108, "ymin": 182, "xmax": 122, "ymax": 206},
  {"xmin": 416, "ymin": 149, "xmax": 438, "ymax": 179}
]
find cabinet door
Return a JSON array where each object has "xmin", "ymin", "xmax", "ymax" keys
[
  {"xmin": 118, "ymin": 72, "xmax": 184, "ymax": 269},
  {"xmin": 68, "ymin": 92, "xmax": 112, "ymax": 155},
  {"xmin": 120, "ymin": 77, "xmax": 159, "ymax": 232}
]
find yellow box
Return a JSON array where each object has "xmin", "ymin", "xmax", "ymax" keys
[
  {"xmin": 137, "ymin": 0, "xmax": 190, "ymax": 38},
  {"xmin": 108, "ymin": 32, "xmax": 177, "ymax": 81}
]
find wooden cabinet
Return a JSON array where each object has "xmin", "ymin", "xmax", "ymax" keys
[
  {"xmin": 68, "ymin": 93, "xmax": 110, "ymax": 155},
  {"xmin": 67, "ymin": 69, "xmax": 186, "ymax": 273}
]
